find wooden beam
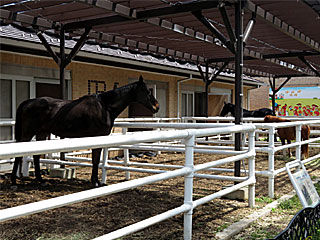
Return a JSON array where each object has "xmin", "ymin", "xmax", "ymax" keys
[
  {"xmin": 192, "ymin": 10, "xmax": 235, "ymax": 54},
  {"xmin": 37, "ymin": 31, "xmax": 60, "ymax": 65},
  {"xmin": 64, "ymin": 27, "xmax": 91, "ymax": 66}
]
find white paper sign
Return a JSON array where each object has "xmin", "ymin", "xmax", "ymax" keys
[{"xmin": 286, "ymin": 160, "xmax": 320, "ymax": 207}]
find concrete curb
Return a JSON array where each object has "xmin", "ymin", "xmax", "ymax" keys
[{"xmin": 215, "ymin": 190, "xmax": 296, "ymax": 240}]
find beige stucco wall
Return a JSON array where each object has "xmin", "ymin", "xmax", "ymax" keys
[
  {"xmin": 70, "ymin": 61, "xmax": 180, "ymax": 117},
  {"xmin": 1, "ymin": 51, "xmax": 256, "ymax": 117}
]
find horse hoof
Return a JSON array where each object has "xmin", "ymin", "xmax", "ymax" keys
[
  {"xmin": 10, "ymin": 185, "xmax": 18, "ymax": 191},
  {"xmin": 91, "ymin": 181, "xmax": 102, "ymax": 188},
  {"xmin": 40, "ymin": 181, "xmax": 48, "ymax": 187}
]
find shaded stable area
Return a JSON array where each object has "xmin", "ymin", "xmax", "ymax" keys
[{"xmin": 1, "ymin": 0, "xmax": 319, "ymax": 177}]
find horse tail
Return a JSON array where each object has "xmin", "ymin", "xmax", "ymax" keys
[{"xmin": 14, "ymin": 99, "xmax": 33, "ymax": 142}]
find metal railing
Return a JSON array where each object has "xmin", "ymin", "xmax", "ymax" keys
[
  {"xmin": 0, "ymin": 125, "xmax": 256, "ymax": 240},
  {"xmin": 267, "ymin": 201, "xmax": 320, "ymax": 240}
]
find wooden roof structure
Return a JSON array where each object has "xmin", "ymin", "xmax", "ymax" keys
[{"xmin": 1, "ymin": 0, "xmax": 319, "ymax": 78}]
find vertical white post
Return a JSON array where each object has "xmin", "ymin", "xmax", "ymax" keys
[
  {"xmin": 122, "ymin": 128, "xmax": 130, "ymax": 180},
  {"xmin": 217, "ymin": 120, "xmax": 221, "ymax": 140},
  {"xmin": 21, "ymin": 156, "xmax": 30, "ymax": 177},
  {"xmin": 101, "ymin": 148, "xmax": 108, "ymax": 185},
  {"xmin": 248, "ymin": 130, "xmax": 255, "ymax": 208},
  {"xmin": 184, "ymin": 133, "xmax": 195, "ymax": 240},
  {"xmin": 295, "ymin": 125, "xmax": 302, "ymax": 161},
  {"xmin": 156, "ymin": 120, "xmax": 161, "ymax": 155},
  {"xmin": 268, "ymin": 126, "xmax": 275, "ymax": 198}
]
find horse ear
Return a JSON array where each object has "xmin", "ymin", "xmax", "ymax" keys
[{"xmin": 139, "ymin": 75, "xmax": 143, "ymax": 83}]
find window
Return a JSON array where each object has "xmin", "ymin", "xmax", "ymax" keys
[
  {"xmin": 181, "ymin": 92, "xmax": 194, "ymax": 117},
  {"xmin": 0, "ymin": 79, "xmax": 12, "ymax": 119},
  {"xmin": 0, "ymin": 76, "xmax": 31, "ymax": 141}
]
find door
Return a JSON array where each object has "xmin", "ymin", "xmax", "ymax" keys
[
  {"xmin": 36, "ymin": 82, "xmax": 61, "ymax": 98},
  {"xmin": 195, "ymin": 92, "xmax": 207, "ymax": 117}
]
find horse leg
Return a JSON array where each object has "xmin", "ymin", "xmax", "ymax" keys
[
  {"xmin": 280, "ymin": 139, "xmax": 287, "ymax": 158},
  {"xmin": 287, "ymin": 140, "xmax": 292, "ymax": 157},
  {"xmin": 91, "ymin": 148, "xmax": 102, "ymax": 187},
  {"xmin": 11, "ymin": 157, "xmax": 23, "ymax": 185},
  {"xmin": 33, "ymin": 155, "xmax": 45, "ymax": 184},
  {"xmin": 11, "ymin": 134, "xmax": 34, "ymax": 186},
  {"xmin": 301, "ymin": 144, "xmax": 309, "ymax": 160},
  {"xmin": 33, "ymin": 133, "xmax": 48, "ymax": 184}
]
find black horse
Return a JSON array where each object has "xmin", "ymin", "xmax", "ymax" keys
[
  {"xmin": 12, "ymin": 76, "xmax": 159, "ymax": 187},
  {"xmin": 220, "ymin": 102, "xmax": 273, "ymax": 117}
]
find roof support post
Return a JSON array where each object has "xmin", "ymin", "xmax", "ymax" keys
[
  {"xmin": 269, "ymin": 76, "xmax": 291, "ymax": 115},
  {"xmin": 197, "ymin": 64, "xmax": 209, "ymax": 118},
  {"xmin": 208, "ymin": 61, "xmax": 230, "ymax": 85},
  {"xmin": 234, "ymin": 0, "xmax": 244, "ymax": 179},
  {"xmin": 192, "ymin": 10, "xmax": 235, "ymax": 53},
  {"xmin": 269, "ymin": 77, "xmax": 277, "ymax": 116},
  {"xmin": 60, "ymin": 27, "xmax": 66, "ymax": 101},
  {"xmin": 298, "ymin": 56, "xmax": 320, "ymax": 77},
  {"xmin": 197, "ymin": 61, "xmax": 229, "ymax": 118},
  {"xmin": 38, "ymin": 26, "xmax": 91, "ymax": 100}
]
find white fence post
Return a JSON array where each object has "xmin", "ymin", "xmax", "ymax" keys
[
  {"xmin": 268, "ymin": 127, "xmax": 275, "ymax": 198},
  {"xmin": 183, "ymin": 133, "xmax": 195, "ymax": 240},
  {"xmin": 21, "ymin": 156, "xmax": 30, "ymax": 177},
  {"xmin": 248, "ymin": 130, "xmax": 255, "ymax": 208},
  {"xmin": 295, "ymin": 125, "xmax": 302, "ymax": 161},
  {"xmin": 101, "ymin": 148, "xmax": 109, "ymax": 185},
  {"xmin": 122, "ymin": 127, "xmax": 130, "ymax": 180}
]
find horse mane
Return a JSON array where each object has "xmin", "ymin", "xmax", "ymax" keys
[{"xmin": 98, "ymin": 81, "xmax": 139, "ymax": 101}]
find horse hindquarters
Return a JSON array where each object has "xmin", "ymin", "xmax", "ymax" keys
[{"xmin": 12, "ymin": 99, "xmax": 50, "ymax": 185}]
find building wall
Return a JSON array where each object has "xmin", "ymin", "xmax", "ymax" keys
[
  {"xmin": 249, "ymin": 77, "xmax": 320, "ymax": 110},
  {"xmin": 70, "ymin": 61, "xmax": 179, "ymax": 117},
  {"xmin": 1, "ymin": 51, "xmax": 256, "ymax": 118}
]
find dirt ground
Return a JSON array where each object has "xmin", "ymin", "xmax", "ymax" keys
[{"xmin": 0, "ymin": 148, "xmax": 319, "ymax": 240}]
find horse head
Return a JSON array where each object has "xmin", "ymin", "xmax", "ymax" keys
[
  {"xmin": 134, "ymin": 76, "xmax": 159, "ymax": 114},
  {"xmin": 220, "ymin": 102, "xmax": 233, "ymax": 117}
]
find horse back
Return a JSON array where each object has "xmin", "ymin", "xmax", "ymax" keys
[
  {"xmin": 264, "ymin": 115, "xmax": 291, "ymax": 123},
  {"xmin": 50, "ymin": 95, "xmax": 112, "ymax": 138}
]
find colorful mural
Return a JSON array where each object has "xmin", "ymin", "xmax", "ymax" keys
[{"xmin": 269, "ymin": 86, "xmax": 320, "ymax": 117}]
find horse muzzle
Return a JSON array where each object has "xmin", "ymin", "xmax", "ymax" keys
[{"xmin": 152, "ymin": 102, "xmax": 160, "ymax": 113}]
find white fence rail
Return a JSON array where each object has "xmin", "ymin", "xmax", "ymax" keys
[{"xmin": 0, "ymin": 125, "xmax": 256, "ymax": 240}]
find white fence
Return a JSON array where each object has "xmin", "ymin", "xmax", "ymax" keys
[
  {"xmin": 181, "ymin": 117, "xmax": 320, "ymax": 198},
  {"xmin": 0, "ymin": 125, "xmax": 256, "ymax": 240},
  {"xmin": 2, "ymin": 117, "xmax": 320, "ymax": 199},
  {"xmin": 255, "ymin": 120, "xmax": 320, "ymax": 198}
]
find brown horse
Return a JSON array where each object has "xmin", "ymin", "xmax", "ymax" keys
[
  {"xmin": 12, "ymin": 76, "xmax": 159, "ymax": 187},
  {"xmin": 264, "ymin": 115, "xmax": 310, "ymax": 159}
]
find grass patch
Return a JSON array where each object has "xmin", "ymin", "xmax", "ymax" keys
[{"xmin": 255, "ymin": 196, "xmax": 273, "ymax": 204}]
